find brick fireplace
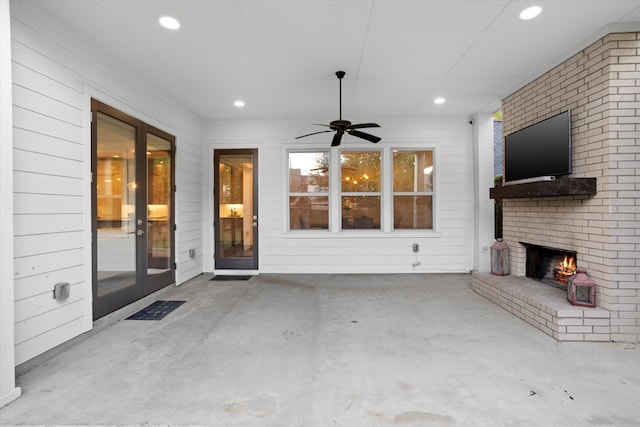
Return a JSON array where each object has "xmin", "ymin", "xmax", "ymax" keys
[{"xmin": 473, "ymin": 32, "xmax": 640, "ymax": 343}]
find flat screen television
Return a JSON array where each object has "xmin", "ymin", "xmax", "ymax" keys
[{"xmin": 504, "ymin": 110, "xmax": 571, "ymax": 183}]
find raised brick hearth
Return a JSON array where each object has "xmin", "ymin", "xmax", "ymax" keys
[{"xmin": 472, "ymin": 272, "xmax": 611, "ymax": 341}]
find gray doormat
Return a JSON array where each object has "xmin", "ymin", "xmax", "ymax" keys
[
  {"xmin": 210, "ymin": 275, "xmax": 254, "ymax": 281},
  {"xmin": 126, "ymin": 300, "xmax": 186, "ymax": 320}
]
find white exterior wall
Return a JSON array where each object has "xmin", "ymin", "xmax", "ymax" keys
[
  {"xmin": 1, "ymin": 0, "xmax": 21, "ymax": 409},
  {"xmin": 9, "ymin": 2, "xmax": 204, "ymax": 365},
  {"xmin": 204, "ymin": 117, "xmax": 476, "ymax": 274}
]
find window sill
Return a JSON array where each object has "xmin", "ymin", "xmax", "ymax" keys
[{"xmin": 283, "ymin": 230, "xmax": 442, "ymax": 239}]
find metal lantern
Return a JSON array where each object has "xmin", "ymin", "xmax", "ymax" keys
[
  {"xmin": 567, "ymin": 267, "xmax": 596, "ymax": 307},
  {"xmin": 490, "ymin": 238, "xmax": 510, "ymax": 276}
]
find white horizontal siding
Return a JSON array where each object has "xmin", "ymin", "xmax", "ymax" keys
[
  {"xmin": 15, "ymin": 287, "xmax": 85, "ymax": 340},
  {"xmin": 175, "ymin": 129, "xmax": 204, "ymax": 284},
  {"xmin": 14, "ymin": 265, "xmax": 84, "ymax": 301},
  {"xmin": 14, "ymin": 231, "xmax": 84, "ymax": 258},
  {"xmin": 11, "ymin": 81, "xmax": 82, "ymax": 123},
  {"xmin": 11, "ymin": 3, "xmax": 204, "ymax": 364},
  {"xmin": 14, "ymin": 248, "xmax": 84, "ymax": 280},
  {"xmin": 13, "ymin": 150, "xmax": 82, "ymax": 179},
  {"xmin": 13, "ymin": 127, "xmax": 83, "ymax": 161},
  {"xmin": 13, "ymin": 106, "xmax": 82, "ymax": 143},
  {"xmin": 13, "ymin": 193, "xmax": 83, "ymax": 214},
  {"xmin": 14, "ymin": 213, "xmax": 83, "ymax": 236},
  {"xmin": 14, "ymin": 317, "xmax": 86, "ymax": 367},
  {"xmin": 205, "ymin": 118, "xmax": 474, "ymax": 274},
  {"xmin": 14, "ymin": 171, "xmax": 83, "ymax": 196}
]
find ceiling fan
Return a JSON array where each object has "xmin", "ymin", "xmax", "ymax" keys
[{"xmin": 295, "ymin": 71, "xmax": 381, "ymax": 147}]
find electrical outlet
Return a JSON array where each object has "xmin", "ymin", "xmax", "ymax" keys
[
  {"xmin": 53, "ymin": 282, "xmax": 70, "ymax": 300},
  {"xmin": 412, "ymin": 243, "xmax": 419, "ymax": 253}
]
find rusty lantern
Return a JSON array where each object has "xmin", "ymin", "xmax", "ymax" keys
[
  {"xmin": 490, "ymin": 238, "xmax": 510, "ymax": 276},
  {"xmin": 567, "ymin": 267, "xmax": 596, "ymax": 308}
]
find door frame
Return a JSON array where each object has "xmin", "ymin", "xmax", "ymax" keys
[
  {"xmin": 213, "ymin": 149, "xmax": 258, "ymax": 270},
  {"xmin": 91, "ymin": 99, "xmax": 176, "ymax": 320}
]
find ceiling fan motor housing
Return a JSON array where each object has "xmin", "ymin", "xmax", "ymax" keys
[{"xmin": 330, "ymin": 120, "xmax": 351, "ymax": 129}]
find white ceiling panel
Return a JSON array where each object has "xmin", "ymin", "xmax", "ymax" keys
[
  {"xmin": 449, "ymin": 0, "xmax": 640, "ymax": 79},
  {"xmin": 359, "ymin": 1, "xmax": 511, "ymax": 79}
]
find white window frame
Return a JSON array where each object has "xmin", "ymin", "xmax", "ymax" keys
[
  {"xmin": 283, "ymin": 145, "xmax": 439, "ymax": 235},
  {"xmin": 286, "ymin": 149, "xmax": 330, "ymax": 232},
  {"xmin": 391, "ymin": 149, "xmax": 435, "ymax": 231}
]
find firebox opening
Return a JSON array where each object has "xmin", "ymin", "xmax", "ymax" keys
[{"xmin": 521, "ymin": 242, "xmax": 577, "ymax": 290}]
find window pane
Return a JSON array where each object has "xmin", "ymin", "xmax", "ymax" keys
[
  {"xmin": 289, "ymin": 152, "xmax": 329, "ymax": 193},
  {"xmin": 394, "ymin": 196, "xmax": 433, "ymax": 229},
  {"xmin": 393, "ymin": 150, "xmax": 433, "ymax": 192},
  {"xmin": 146, "ymin": 133, "xmax": 172, "ymax": 273},
  {"xmin": 341, "ymin": 151, "xmax": 381, "ymax": 192},
  {"xmin": 290, "ymin": 196, "xmax": 328, "ymax": 229},
  {"xmin": 96, "ymin": 113, "xmax": 136, "ymax": 297},
  {"xmin": 342, "ymin": 196, "xmax": 380, "ymax": 229}
]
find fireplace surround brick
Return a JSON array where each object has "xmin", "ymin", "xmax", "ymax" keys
[{"xmin": 474, "ymin": 32, "xmax": 640, "ymax": 343}]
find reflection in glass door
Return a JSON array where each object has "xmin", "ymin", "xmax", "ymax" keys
[
  {"xmin": 92, "ymin": 100, "xmax": 175, "ymax": 320},
  {"xmin": 95, "ymin": 112, "xmax": 137, "ymax": 303},
  {"xmin": 214, "ymin": 150, "xmax": 258, "ymax": 270},
  {"xmin": 146, "ymin": 132, "xmax": 172, "ymax": 277}
]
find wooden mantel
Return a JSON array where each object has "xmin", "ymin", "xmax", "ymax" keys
[{"xmin": 489, "ymin": 177, "xmax": 597, "ymax": 200}]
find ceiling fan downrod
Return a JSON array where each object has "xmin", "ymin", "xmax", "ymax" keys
[{"xmin": 336, "ymin": 71, "xmax": 345, "ymax": 120}]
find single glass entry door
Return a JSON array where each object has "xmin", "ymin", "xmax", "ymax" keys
[
  {"xmin": 214, "ymin": 150, "xmax": 258, "ymax": 270},
  {"xmin": 92, "ymin": 100, "xmax": 175, "ymax": 320}
]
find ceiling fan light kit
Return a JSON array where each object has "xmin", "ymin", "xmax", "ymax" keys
[{"xmin": 295, "ymin": 71, "xmax": 381, "ymax": 147}]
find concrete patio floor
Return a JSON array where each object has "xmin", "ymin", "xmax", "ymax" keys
[{"xmin": 1, "ymin": 273, "xmax": 639, "ymax": 426}]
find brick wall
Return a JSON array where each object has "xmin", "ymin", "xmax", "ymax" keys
[{"xmin": 501, "ymin": 33, "xmax": 640, "ymax": 343}]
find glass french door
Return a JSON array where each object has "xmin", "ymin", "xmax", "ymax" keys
[
  {"xmin": 214, "ymin": 150, "xmax": 258, "ymax": 270},
  {"xmin": 92, "ymin": 100, "xmax": 175, "ymax": 320}
]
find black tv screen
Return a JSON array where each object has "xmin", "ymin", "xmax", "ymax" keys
[{"xmin": 504, "ymin": 110, "xmax": 571, "ymax": 182}]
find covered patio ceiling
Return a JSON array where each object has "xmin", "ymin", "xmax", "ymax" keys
[{"xmin": 14, "ymin": 1, "xmax": 640, "ymax": 122}]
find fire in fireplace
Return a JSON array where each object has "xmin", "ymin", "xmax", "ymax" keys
[{"xmin": 522, "ymin": 243, "xmax": 577, "ymax": 289}]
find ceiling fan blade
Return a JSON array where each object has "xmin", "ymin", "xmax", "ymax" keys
[
  {"xmin": 331, "ymin": 132, "xmax": 344, "ymax": 147},
  {"xmin": 349, "ymin": 123, "xmax": 380, "ymax": 130},
  {"xmin": 295, "ymin": 130, "xmax": 333, "ymax": 139},
  {"xmin": 311, "ymin": 123, "xmax": 331, "ymax": 128},
  {"xmin": 348, "ymin": 129, "xmax": 381, "ymax": 143}
]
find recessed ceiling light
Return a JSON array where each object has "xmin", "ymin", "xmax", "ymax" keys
[
  {"xmin": 519, "ymin": 6, "xmax": 542, "ymax": 20},
  {"xmin": 234, "ymin": 100, "xmax": 245, "ymax": 108},
  {"xmin": 159, "ymin": 16, "xmax": 180, "ymax": 30},
  {"xmin": 434, "ymin": 97, "xmax": 446, "ymax": 105}
]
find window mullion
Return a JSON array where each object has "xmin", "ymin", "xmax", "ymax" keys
[
  {"xmin": 330, "ymin": 148, "xmax": 341, "ymax": 232},
  {"xmin": 382, "ymin": 147, "xmax": 392, "ymax": 232}
]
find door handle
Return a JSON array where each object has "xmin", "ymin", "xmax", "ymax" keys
[{"xmin": 136, "ymin": 229, "xmax": 145, "ymax": 236}]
